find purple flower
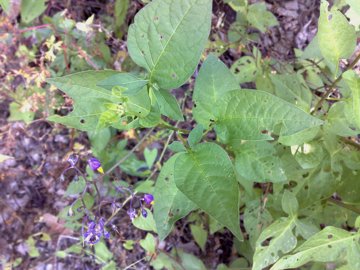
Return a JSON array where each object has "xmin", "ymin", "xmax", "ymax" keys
[
  {"xmin": 83, "ymin": 218, "xmax": 110, "ymax": 245},
  {"xmin": 143, "ymin": 194, "xmax": 154, "ymax": 205},
  {"xmin": 88, "ymin": 157, "xmax": 104, "ymax": 174},
  {"xmin": 127, "ymin": 208, "xmax": 137, "ymax": 221},
  {"xmin": 67, "ymin": 154, "xmax": 79, "ymax": 167}
]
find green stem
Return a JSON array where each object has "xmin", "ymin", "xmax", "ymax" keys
[
  {"xmin": 328, "ymin": 197, "xmax": 360, "ymax": 215},
  {"xmin": 159, "ymin": 121, "xmax": 189, "ymax": 134}
]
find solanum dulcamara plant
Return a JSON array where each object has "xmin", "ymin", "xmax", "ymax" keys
[{"xmin": 48, "ymin": 0, "xmax": 360, "ymax": 269}]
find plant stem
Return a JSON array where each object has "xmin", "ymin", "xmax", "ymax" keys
[
  {"xmin": 312, "ymin": 52, "xmax": 360, "ymax": 115},
  {"xmin": 104, "ymin": 195, "xmax": 133, "ymax": 225},
  {"xmin": 159, "ymin": 121, "xmax": 189, "ymax": 134},
  {"xmin": 105, "ymin": 128, "xmax": 155, "ymax": 175}
]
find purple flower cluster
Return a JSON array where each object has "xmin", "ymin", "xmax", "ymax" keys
[{"xmin": 83, "ymin": 218, "xmax": 110, "ymax": 245}]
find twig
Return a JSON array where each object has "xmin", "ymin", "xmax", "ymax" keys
[
  {"xmin": 123, "ymin": 257, "xmax": 147, "ymax": 270},
  {"xmin": 312, "ymin": 52, "xmax": 360, "ymax": 114}
]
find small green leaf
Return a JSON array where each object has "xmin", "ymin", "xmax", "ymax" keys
[
  {"xmin": 174, "ymin": 143, "xmax": 242, "ymax": 240},
  {"xmin": 0, "ymin": 0, "xmax": 11, "ymax": 15},
  {"xmin": 247, "ymin": 2, "xmax": 278, "ymax": 32},
  {"xmin": 97, "ymin": 73, "xmax": 148, "ymax": 96},
  {"xmin": 177, "ymin": 249, "xmax": 207, "ymax": 270},
  {"xmin": 21, "ymin": 0, "xmax": 47, "ymax": 23},
  {"xmin": 26, "ymin": 236, "xmax": 40, "ymax": 258},
  {"xmin": 123, "ymin": 240, "xmax": 134, "ymax": 250},
  {"xmin": 65, "ymin": 177, "xmax": 86, "ymax": 196},
  {"xmin": 153, "ymin": 89, "xmax": 183, "ymax": 121},
  {"xmin": 343, "ymin": 70, "xmax": 360, "ymax": 130},
  {"xmin": 154, "ymin": 154, "xmax": 197, "ymax": 240},
  {"xmin": 114, "ymin": 0, "xmax": 129, "ymax": 37},
  {"xmin": 282, "ymin": 190, "xmax": 299, "ymax": 216},
  {"xmin": 168, "ymin": 141, "xmax": 186, "ymax": 153},
  {"xmin": 95, "ymin": 241, "xmax": 113, "ymax": 263},
  {"xmin": 318, "ymin": 1, "xmax": 356, "ymax": 68},
  {"xmin": 144, "ymin": 148, "xmax": 158, "ymax": 169},
  {"xmin": 253, "ymin": 217, "xmax": 297, "ymax": 270},
  {"xmin": 127, "ymin": 0, "xmax": 212, "ymax": 89},
  {"xmin": 193, "ymin": 54, "xmax": 239, "ymax": 127},
  {"xmin": 337, "ymin": 168, "xmax": 360, "ymax": 205},
  {"xmin": 188, "ymin": 124, "xmax": 204, "ymax": 148},
  {"xmin": 190, "ymin": 224, "xmax": 208, "ymax": 252},
  {"xmin": 140, "ymin": 233, "xmax": 156, "ymax": 254},
  {"xmin": 214, "ymin": 90, "xmax": 323, "ymax": 143},
  {"xmin": 132, "ymin": 208, "xmax": 157, "ymax": 232},
  {"xmin": 231, "ymin": 56, "xmax": 258, "ymax": 83},
  {"xmin": 271, "ymin": 227, "xmax": 360, "ymax": 270}
]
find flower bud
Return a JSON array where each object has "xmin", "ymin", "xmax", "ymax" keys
[{"xmin": 88, "ymin": 157, "xmax": 104, "ymax": 174}]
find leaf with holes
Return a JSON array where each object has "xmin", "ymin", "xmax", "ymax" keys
[
  {"xmin": 193, "ymin": 54, "xmax": 239, "ymax": 127},
  {"xmin": 154, "ymin": 154, "xmax": 197, "ymax": 241},
  {"xmin": 253, "ymin": 217, "xmax": 297, "ymax": 270},
  {"xmin": 318, "ymin": 1, "xmax": 356, "ymax": 68},
  {"xmin": 127, "ymin": 0, "xmax": 212, "ymax": 89},
  {"xmin": 271, "ymin": 227, "xmax": 360, "ymax": 270},
  {"xmin": 234, "ymin": 141, "xmax": 286, "ymax": 183},
  {"xmin": 230, "ymin": 56, "xmax": 258, "ymax": 84},
  {"xmin": 174, "ymin": 143, "xmax": 242, "ymax": 240},
  {"xmin": 214, "ymin": 90, "xmax": 323, "ymax": 143}
]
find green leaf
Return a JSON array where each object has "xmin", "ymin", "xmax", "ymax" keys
[
  {"xmin": 325, "ymin": 101, "xmax": 359, "ymax": 136},
  {"xmin": 123, "ymin": 240, "xmax": 134, "ymax": 250},
  {"xmin": 318, "ymin": 1, "xmax": 356, "ymax": 68},
  {"xmin": 94, "ymin": 241, "xmax": 113, "ymax": 263},
  {"xmin": 230, "ymin": 56, "xmax": 258, "ymax": 84},
  {"xmin": 168, "ymin": 141, "xmax": 186, "ymax": 153},
  {"xmin": 193, "ymin": 54, "xmax": 239, "ymax": 127},
  {"xmin": 127, "ymin": 0, "xmax": 212, "ymax": 89},
  {"xmin": 144, "ymin": 147, "xmax": 158, "ymax": 169},
  {"xmin": 132, "ymin": 208, "xmax": 157, "ymax": 232},
  {"xmin": 346, "ymin": 0, "xmax": 360, "ymax": 30},
  {"xmin": 337, "ymin": 168, "xmax": 360, "ymax": 205},
  {"xmin": 26, "ymin": 236, "xmax": 40, "ymax": 258},
  {"xmin": 270, "ymin": 73, "xmax": 312, "ymax": 112},
  {"xmin": 190, "ymin": 224, "xmax": 208, "ymax": 252},
  {"xmin": 188, "ymin": 124, "xmax": 204, "ymax": 148},
  {"xmin": 253, "ymin": 217, "xmax": 297, "ymax": 270},
  {"xmin": 291, "ymin": 141, "xmax": 325, "ymax": 170},
  {"xmin": 278, "ymin": 126, "xmax": 320, "ymax": 146},
  {"xmin": 65, "ymin": 177, "xmax": 86, "ymax": 196},
  {"xmin": 0, "ymin": 0, "xmax": 10, "ymax": 15},
  {"xmin": 154, "ymin": 154, "xmax": 197, "ymax": 240},
  {"xmin": 21, "ymin": 0, "xmax": 47, "ymax": 23},
  {"xmin": 247, "ymin": 2, "xmax": 278, "ymax": 33},
  {"xmin": 343, "ymin": 70, "xmax": 360, "ymax": 130},
  {"xmin": 271, "ymin": 227, "xmax": 360, "ymax": 270},
  {"xmin": 234, "ymin": 141, "xmax": 286, "ymax": 183},
  {"xmin": 282, "ymin": 190, "xmax": 299, "ymax": 216},
  {"xmin": 97, "ymin": 73, "xmax": 148, "ymax": 96},
  {"xmin": 214, "ymin": 90, "xmax": 323, "ymax": 143},
  {"xmin": 153, "ymin": 89, "xmax": 183, "ymax": 120},
  {"xmin": 140, "ymin": 233, "xmax": 156, "ymax": 254},
  {"xmin": 177, "ymin": 249, "xmax": 207, "ymax": 270},
  {"xmin": 174, "ymin": 143, "xmax": 242, "ymax": 240},
  {"xmin": 114, "ymin": 0, "xmax": 129, "ymax": 37}
]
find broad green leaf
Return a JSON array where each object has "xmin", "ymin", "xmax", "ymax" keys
[
  {"xmin": 174, "ymin": 143, "xmax": 242, "ymax": 240},
  {"xmin": 193, "ymin": 54, "xmax": 239, "ymax": 127},
  {"xmin": 294, "ymin": 219, "xmax": 319, "ymax": 240},
  {"xmin": 168, "ymin": 141, "xmax": 186, "ymax": 153},
  {"xmin": 234, "ymin": 141, "xmax": 286, "ymax": 183},
  {"xmin": 132, "ymin": 208, "xmax": 157, "ymax": 232},
  {"xmin": 282, "ymin": 190, "xmax": 298, "ymax": 216},
  {"xmin": 337, "ymin": 168, "xmax": 360, "ymax": 205},
  {"xmin": 97, "ymin": 73, "xmax": 148, "ymax": 95},
  {"xmin": 188, "ymin": 124, "xmax": 204, "ymax": 148},
  {"xmin": 127, "ymin": 0, "xmax": 212, "ymax": 89},
  {"xmin": 230, "ymin": 56, "xmax": 258, "ymax": 83},
  {"xmin": 153, "ymin": 89, "xmax": 183, "ymax": 121},
  {"xmin": 271, "ymin": 227, "xmax": 360, "ymax": 270},
  {"xmin": 318, "ymin": 1, "xmax": 356, "ymax": 68},
  {"xmin": 244, "ymin": 200, "xmax": 273, "ymax": 248},
  {"xmin": 278, "ymin": 126, "xmax": 320, "ymax": 146},
  {"xmin": 270, "ymin": 73, "xmax": 312, "ymax": 112},
  {"xmin": 253, "ymin": 217, "xmax": 297, "ymax": 270},
  {"xmin": 190, "ymin": 224, "xmax": 208, "ymax": 252},
  {"xmin": 65, "ymin": 177, "xmax": 86, "ymax": 196},
  {"xmin": 343, "ymin": 70, "xmax": 360, "ymax": 130},
  {"xmin": 21, "ymin": 0, "xmax": 47, "ymax": 23},
  {"xmin": 48, "ymin": 71, "xmax": 151, "ymax": 131},
  {"xmin": 325, "ymin": 101, "xmax": 359, "ymax": 136},
  {"xmin": 94, "ymin": 241, "xmax": 113, "ymax": 263},
  {"xmin": 291, "ymin": 141, "xmax": 325, "ymax": 169},
  {"xmin": 177, "ymin": 249, "xmax": 207, "ymax": 270},
  {"xmin": 214, "ymin": 90, "xmax": 323, "ymax": 143},
  {"xmin": 154, "ymin": 154, "xmax": 197, "ymax": 240},
  {"xmin": 247, "ymin": 2, "xmax": 278, "ymax": 33},
  {"xmin": 88, "ymin": 128, "xmax": 112, "ymax": 154}
]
